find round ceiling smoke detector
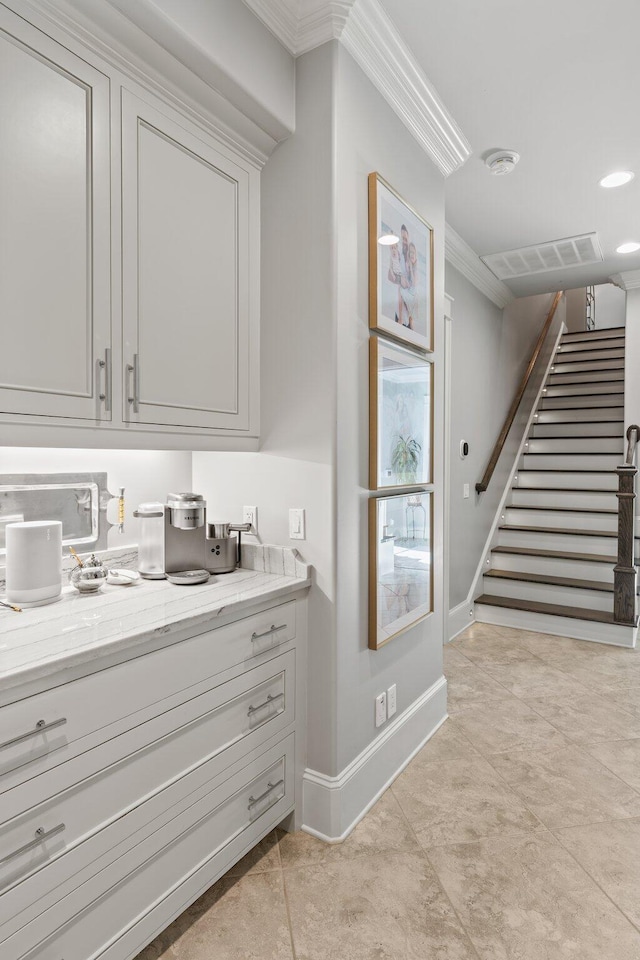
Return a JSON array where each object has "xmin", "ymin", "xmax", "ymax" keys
[{"xmin": 485, "ymin": 150, "xmax": 520, "ymax": 176}]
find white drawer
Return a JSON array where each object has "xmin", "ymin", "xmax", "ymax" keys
[
  {"xmin": 0, "ymin": 600, "xmax": 296, "ymax": 794},
  {"xmin": 5, "ymin": 735, "xmax": 294, "ymax": 960},
  {"xmin": 0, "ymin": 650, "xmax": 295, "ymax": 925}
]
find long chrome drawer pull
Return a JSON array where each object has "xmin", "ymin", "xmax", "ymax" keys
[
  {"xmin": 0, "ymin": 823, "xmax": 66, "ymax": 866},
  {"xmin": 251, "ymin": 624, "xmax": 286, "ymax": 642},
  {"xmin": 0, "ymin": 717, "xmax": 67, "ymax": 752},
  {"xmin": 248, "ymin": 779, "xmax": 285, "ymax": 810},
  {"xmin": 247, "ymin": 692, "xmax": 284, "ymax": 717}
]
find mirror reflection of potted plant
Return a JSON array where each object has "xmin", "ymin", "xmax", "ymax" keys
[{"xmin": 391, "ymin": 435, "xmax": 421, "ymax": 485}]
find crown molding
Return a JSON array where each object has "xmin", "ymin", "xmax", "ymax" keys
[
  {"xmin": 610, "ymin": 269, "xmax": 640, "ymax": 291},
  {"xmin": 244, "ymin": 0, "xmax": 471, "ymax": 176},
  {"xmin": 445, "ymin": 224, "xmax": 514, "ymax": 309},
  {"xmin": 340, "ymin": 0, "xmax": 470, "ymax": 177},
  {"xmin": 242, "ymin": 0, "xmax": 353, "ymax": 55},
  {"xmin": 297, "ymin": 0, "xmax": 354, "ymax": 54}
]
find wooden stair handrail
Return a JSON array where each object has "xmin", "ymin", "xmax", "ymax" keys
[
  {"xmin": 476, "ymin": 291, "xmax": 563, "ymax": 494},
  {"xmin": 613, "ymin": 424, "xmax": 640, "ymax": 626}
]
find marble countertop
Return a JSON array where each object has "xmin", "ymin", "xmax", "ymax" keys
[{"xmin": 0, "ymin": 563, "xmax": 310, "ymax": 694}]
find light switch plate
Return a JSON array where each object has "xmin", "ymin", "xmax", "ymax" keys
[
  {"xmin": 463, "ymin": 484, "xmax": 470, "ymax": 499},
  {"xmin": 289, "ymin": 508, "xmax": 305, "ymax": 540}
]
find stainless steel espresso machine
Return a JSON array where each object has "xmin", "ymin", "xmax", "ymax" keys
[{"xmin": 134, "ymin": 493, "xmax": 250, "ymax": 583}]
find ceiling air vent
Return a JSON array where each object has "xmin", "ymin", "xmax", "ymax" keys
[{"xmin": 481, "ymin": 233, "xmax": 603, "ymax": 280}]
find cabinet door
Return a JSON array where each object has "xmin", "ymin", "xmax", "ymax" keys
[
  {"xmin": 121, "ymin": 89, "xmax": 257, "ymax": 434},
  {"xmin": 0, "ymin": 8, "xmax": 111, "ymax": 421}
]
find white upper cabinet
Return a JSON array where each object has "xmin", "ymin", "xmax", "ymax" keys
[
  {"xmin": 0, "ymin": 7, "xmax": 111, "ymax": 421},
  {"xmin": 121, "ymin": 90, "xmax": 256, "ymax": 434},
  {"xmin": 0, "ymin": 4, "xmax": 260, "ymax": 447}
]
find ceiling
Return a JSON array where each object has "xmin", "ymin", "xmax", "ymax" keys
[{"xmin": 380, "ymin": 0, "xmax": 640, "ymax": 296}]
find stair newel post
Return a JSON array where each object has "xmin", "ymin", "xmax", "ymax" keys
[{"xmin": 613, "ymin": 425, "xmax": 640, "ymax": 626}]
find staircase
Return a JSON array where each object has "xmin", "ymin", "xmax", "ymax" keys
[{"xmin": 476, "ymin": 325, "xmax": 637, "ymax": 646}]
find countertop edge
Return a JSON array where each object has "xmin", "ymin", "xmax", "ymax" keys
[{"xmin": 1, "ymin": 575, "xmax": 311, "ymax": 700}]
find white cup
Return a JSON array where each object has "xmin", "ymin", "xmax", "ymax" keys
[{"xmin": 6, "ymin": 521, "xmax": 63, "ymax": 607}]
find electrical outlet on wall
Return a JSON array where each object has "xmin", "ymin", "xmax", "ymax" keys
[
  {"xmin": 375, "ymin": 692, "xmax": 387, "ymax": 728},
  {"xmin": 242, "ymin": 506, "xmax": 257, "ymax": 534},
  {"xmin": 387, "ymin": 684, "xmax": 397, "ymax": 718}
]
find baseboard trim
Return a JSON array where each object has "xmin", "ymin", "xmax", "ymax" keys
[
  {"xmin": 447, "ymin": 599, "xmax": 475, "ymax": 641},
  {"xmin": 301, "ymin": 676, "xmax": 447, "ymax": 842}
]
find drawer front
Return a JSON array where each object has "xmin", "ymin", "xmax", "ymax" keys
[
  {"xmin": 0, "ymin": 600, "xmax": 296, "ymax": 794},
  {"xmin": 0, "ymin": 650, "xmax": 294, "ymax": 900},
  {"xmin": 6, "ymin": 736, "xmax": 294, "ymax": 960}
]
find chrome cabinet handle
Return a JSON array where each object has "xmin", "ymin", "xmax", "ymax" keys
[
  {"xmin": 126, "ymin": 353, "xmax": 139, "ymax": 413},
  {"xmin": 247, "ymin": 692, "xmax": 284, "ymax": 717},
  {"xmin": 98, "ymin": 348, "xmax": 112, "ymax": 412},
  {"xmin": 251, "ymin": 624, "xmax": 286, "ymax": 643},
  {"xmin": 248, "ymin": 779, "xmax": 284, "ymax": 811},
  {"xmin": 0, "ymin": 823, "xmax": 66, "ymax": 866},
  {"xmin": 0, "ymin": 717, "xmax": 67, "ymax": 752}
]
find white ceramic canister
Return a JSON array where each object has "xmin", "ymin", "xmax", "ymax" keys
[{"xmin": 6, "ymin": 520, "xmax": 63, "ymax": 607}]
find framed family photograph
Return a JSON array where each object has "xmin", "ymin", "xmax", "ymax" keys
[
  {"xmin": 369, "ymin": 337, "xmax": 432, "ymax": 491},
  {"xmin": 369, "ymin": 491, "xmax": 433, "ymax": 650},
  {"xmin": 368, "ymin": 172, "xmax": 434, "ymax": 352}
]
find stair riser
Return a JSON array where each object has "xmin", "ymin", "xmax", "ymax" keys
[
  {"xmin": 561, "ymin": 328, "xmax": 625, "ymax": 344},
  {"xmin": 474, "ymin": 605, "xmax": 636, "ymax": 648},
  {"xmin": 490, "ymin": 553, "xmax": 614, "ymax": 582},
  {"xmin": 556, "ymin": 338, "xmax": 625, "ymax": 355},
  {"xmin": 549, "ymin": 370, "xmax": 624, "ymax": 385},
  {"xmin": 498, "ymin": 527, "xmax": 616, "ymax": 554},
  {"xmin": 551, "ymin": 359, "xmax": 624, "ymax": 374},
  {"xmin": 554, "ymin": 347, "xmax": 624, "ymax": 363},
  {"xmin": 503, "ymin": 508, "xmax": 618, "ymax": 532},
  {"xmin": 509, "ymin": 488, "xmax": 618, "ymax": 510},
  {"xmin": 531, "ymin": 422, "xmax": 623, "ymax": 438},
  {"xmin": 535, "ymin": 407, "xmax": 624, "ymax": 423},
  {"xmin": 540, "ymin": 395, "xmax": 624, "ymax": 409},
  {"xmin": 515, "ymin": 471, "xmax": 618, "ymax": 490},
  {"xmin": 482, "ymin": 576, "xmax": 612, "ymax": 612},
  {"xmin": 526, "ymin": 437, "xmax": 623, "ymax": 454},
  {"xmin": 521, "ymin": 453, "xmax": 621, "ymax": 471},
  {"xmin": 544, "ymin": 382, "xmax": 624, "ymax": 398}
]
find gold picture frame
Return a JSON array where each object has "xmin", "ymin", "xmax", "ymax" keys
[
  {"xmin": 369, "ymin": 336, "xmax": 433, "ymax": 491},
  {"xmin": 369, "ymin": 491, "xmax": 433, "ymax": 650},
  {"xmin": 368, "ymin": 172, "xmax": 434, "ymax": 353}
]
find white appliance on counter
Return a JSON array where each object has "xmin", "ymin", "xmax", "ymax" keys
[{"xmin": 5, "ymin": 520, "xmax": 62, "ymax": 607}]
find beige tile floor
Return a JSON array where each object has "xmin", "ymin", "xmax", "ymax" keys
[{"xmin": 135, "ymin": 622, "xmax": 640, "ymax": 959}]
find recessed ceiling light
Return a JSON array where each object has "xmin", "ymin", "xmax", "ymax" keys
[
  {"xmin": 378, "ymin": 233, "xmax": 399, "ymax": 246},
  {"xmin": 600, "ymin": 171, "xmax": 635, "ymax": 188},
  {"xmin": 616, "ymin": 241, "xmax": 640, "ymax": 254}
]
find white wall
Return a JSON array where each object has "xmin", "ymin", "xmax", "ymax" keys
[
  {"xmin": 196, "ymin": 40, "xmax": 448, "ymax": 787},
  {"xmin": 0, "ymin": 447, "xmax": 191, "ymax": 549},
  {"xmin": 332, "ymin": 44, "xmax": 445, "ymax": 773},
  {"xmin": 193, "ymin": 42, "xmax": 337, "ymax": 777},
  {"xmin": 595, "ymin": 283, "xmax": 626, "ymax": 328},
  {"xmin": 445, "ymin": 266, "xmax": 559, "ymax": 609}
]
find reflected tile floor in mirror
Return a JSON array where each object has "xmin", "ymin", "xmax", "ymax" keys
[{"xmin": 135, "ymin": 623, "xmax": 640, "ymax": 960}]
